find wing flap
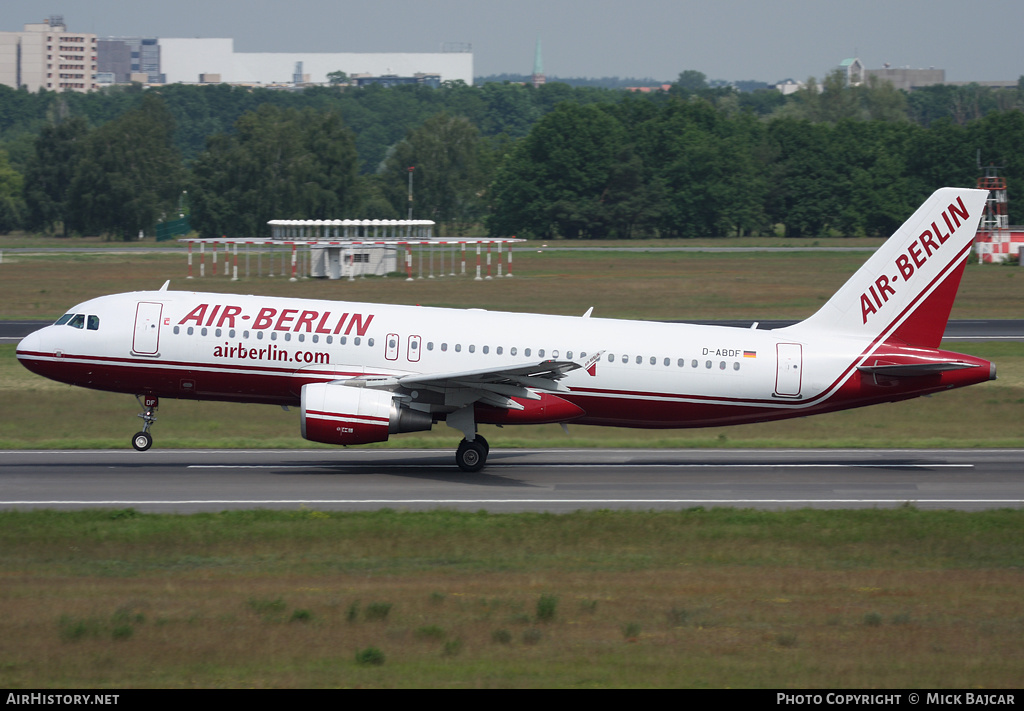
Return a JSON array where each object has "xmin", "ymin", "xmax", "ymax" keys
[
  {"xmin": 347, "ymin": 360, "xmax": 582, "ymax": 412},
  {"xmin": 397, "ymin": 359, "xmax": 580, "ymax": 391}
]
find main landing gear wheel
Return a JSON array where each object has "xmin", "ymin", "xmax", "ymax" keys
[
  {"xmin": 456, "ymin": 438, "xmax": 488, "ymax": 473},
  {"xmin": 132, "ymin": 431, "xmax": 153, "ymax": 451}
]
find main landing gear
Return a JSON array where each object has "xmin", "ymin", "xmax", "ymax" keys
[
  {"xmin": 456, "ymin": 435, "xmax": 489, "ymax": 473},
  {"xmin": 132, "ymin": 395, "xmax": 157, "ymax": 451}
]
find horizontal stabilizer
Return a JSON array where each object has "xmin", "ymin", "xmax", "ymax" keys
[{"xmin": 857, "ymin": 362, "xmax": 979, "ymax": 377}]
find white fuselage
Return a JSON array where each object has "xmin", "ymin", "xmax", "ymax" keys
[{"xmin": 15, "ymin": 288, "xmax": 988, "ymax": 430}]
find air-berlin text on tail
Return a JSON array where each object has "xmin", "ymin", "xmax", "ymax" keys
[
  {"xmin": 860, "ymin": 195, "xmax": 971, "ymax": 325},
  {"xmin": 177, "ymin": 304, "xmax": 374, "ymax": 336}
]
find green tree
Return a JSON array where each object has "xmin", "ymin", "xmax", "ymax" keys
[
  {"xmin": 66, "ymin": 95, "xmax": 184, "ymax": 239},
  {"xmin": 22, "ymin": 116, "xmax": 88, "ymax": 236},
  {"xmin": 860, "ymin": 75, "xmax": 909, "ymax": 123},
  {"xmin": 488, "ymin": 103, "xmax": 632, "ymax": 238},
  {"xmin": 379, "ymin": 113, "xmax": 488, "ymax": 235},
  {"xmin": 634, "ymin": 100, "xmax": 768, "ymax": 238},
  {"xmin": 766, "ymin": 118, "xmax": 842, "ymax": 237},
  {"xmin": 0, "ymin": 148, "xmax": 25, "ymax": 234},
  {"xmin": 674, "ymin": 70, "xmax": 709, "ymax": 93},
  {"xmin": 190, "ymin": 105, "xmax": 360, "ymax": 238}
]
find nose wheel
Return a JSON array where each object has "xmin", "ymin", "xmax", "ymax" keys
[
  {"xmin": 132, "ymin": 395, "xmax": 157, "ymax": 451},
  {"xmin": 132, "ymin": 431, "xmax": 153, "ymax": 451},
  {"xmin": 455, "ymin": 436, "xmax": 488, "ymax": 472}
]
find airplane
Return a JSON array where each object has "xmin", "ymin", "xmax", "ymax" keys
[{"xmin": 16, "ymin": 187, "xmax": 995, "ymax": 472}]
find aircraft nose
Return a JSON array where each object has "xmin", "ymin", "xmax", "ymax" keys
[
  {"xmin": 16, "ymin": 328, "xmax": 42, "ymax": 356},
  {"xmin": 16, "ymin": 328, "xmax": 47, "ymax": 371}
]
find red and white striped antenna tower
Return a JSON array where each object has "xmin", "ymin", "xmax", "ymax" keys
[{"xmin": 976, "ymin": 152, "xmax": 1010, "ymax": 263}]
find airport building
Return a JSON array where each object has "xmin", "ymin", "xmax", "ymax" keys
[{"xmin": 156, "ymin": 38, "xmax": 472, "ymax": 86}]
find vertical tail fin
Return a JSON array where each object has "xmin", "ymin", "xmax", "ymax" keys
[{"xmin": 782, "ymin": 188, "xmax": 988, "ymax": 349}]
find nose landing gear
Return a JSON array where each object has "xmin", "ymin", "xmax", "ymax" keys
[{"xmin": 132, "ymin": 395, "xmax": 158, "ymax": 451}]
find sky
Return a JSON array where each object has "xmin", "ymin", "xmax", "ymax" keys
[{"xmin": 4, "ymin": 0, "xmax": 1022, "ymax": 84}]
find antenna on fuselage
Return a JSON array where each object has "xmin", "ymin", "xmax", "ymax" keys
[{"xmin": 159, "ymin": 280, "xmax": 170, "ymax": 292}]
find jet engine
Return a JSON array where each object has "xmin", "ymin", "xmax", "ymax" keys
[{"xmin": 301, "ymin": 382, "xmax": 432, "ymax": 445}]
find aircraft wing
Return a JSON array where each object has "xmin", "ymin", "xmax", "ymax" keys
[{"xmin": 349, "ymin": 360, "xmax": 581, "ymax": 410}]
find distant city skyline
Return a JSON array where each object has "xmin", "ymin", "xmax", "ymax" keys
[{"xmin": 4, "ymin": 0, "xmax": 1022, "ymax": 84}]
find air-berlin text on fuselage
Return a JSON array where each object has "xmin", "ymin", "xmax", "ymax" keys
[
  {"xmin": 860, "ymin": 195, "xmax": 971, "ymax": 325},
  {"xmin": 177, "ymin": 304, "xmax": 374, "ymax": 336}
]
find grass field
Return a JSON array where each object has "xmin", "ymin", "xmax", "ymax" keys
[
  {"xmin": 2, "ymin": 246, "xmax": 1023, "ymax": 321},
  {"xmin": 0, "ymin": 507, "xmax": 1022, "ymax": 688}
]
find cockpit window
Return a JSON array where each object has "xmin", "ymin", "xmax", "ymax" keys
[
  {"xmin": 87, "ymin": 315, "xmax": 100, "ymax": 331},
  {"xmin": 54, "ymin": 314, "xmax": 74, "ymax": 326},
  {"xmin": 67, "ymin": 314, "xmax": 85, "ymax": 329}
]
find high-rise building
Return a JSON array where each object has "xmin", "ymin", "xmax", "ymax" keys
[
  {"xmin": 0, "ymin": 15, "xmax": 98, "ymax": 92},
  {"xmin": 98, "ymin": 37, "xmax": 163, "ymax": 84}
]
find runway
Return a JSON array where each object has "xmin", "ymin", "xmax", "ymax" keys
[{"xmin": 1, "ymin": 448, "xmax": 1021, "ymax": 513}]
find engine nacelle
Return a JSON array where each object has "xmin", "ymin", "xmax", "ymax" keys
[{"xmin": 301, "ymin": 383, "xmax": 432, "ymax": 445}]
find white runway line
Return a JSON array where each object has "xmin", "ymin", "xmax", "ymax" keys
[
  {"xmin": 2, "ymin": 499, "xmax": 1022, "ymax": 506},
  {"xmin": 185, "ymin": 463, "xmax": 975, "ymax": 469}
]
